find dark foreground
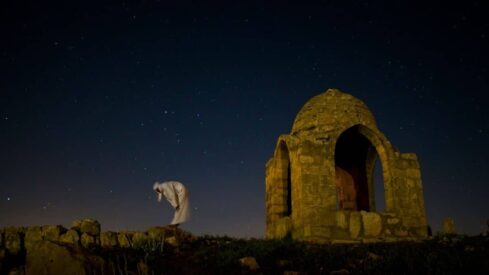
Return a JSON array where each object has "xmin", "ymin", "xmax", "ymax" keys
[{"xmin": 1, "ymin": 226, "xmax": 489, "ymax": 274}]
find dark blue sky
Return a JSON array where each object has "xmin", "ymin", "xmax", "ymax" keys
[{"xmin": 1, "ymin": 1, "xmax": 488, "ymax": 237}]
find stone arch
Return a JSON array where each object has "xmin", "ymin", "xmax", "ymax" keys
[
  {"xmin": 266, "ymin": 137, "xmax": 293, "ymax": 221},
  {"xmin": 333, "ymin": 124, "xmax": 394, "ymax": 212}
]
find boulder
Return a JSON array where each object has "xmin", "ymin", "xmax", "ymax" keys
[
  {"xmin": 60, "ymin": 230, "xmax": 80, "ymax": 245},
  {"xmin": 25, "ymin": 240, "xmax": 108, "ymax": 275},
  {"xmin": 4, "ymin": 228, "xmax": 23, "ymax": 255},
  {"xmin": 80, "ymin": 233, "xmax": 97, "ymax": 249},
  {"xmin": 24, "ymin": 227, "xmax": 43, "ymax": 251},
  {"xmin": 117, "ymin": 233, "xmax": 131, "ymax": 248},
  {"xmin": 239, "ymin": 256, "xmax": 259, "ymax": 271},
  {"xmin": 147, "ymin": 226, "xmax": 168, "ymax": 240},
  {"xmin": 361, "ymin": 212, "xmax": 382, "ymax": 237},
  {"xmin": 131, "ymin": 232, "xmax": 148, "ymax": 248},
  {"xmin": 42, "ymin": 225, "xmax": 66, "ymax": 242},
  {"xmin": 80, "ymin": 219, "xmax": 101, "ymax": 236},
  {"xmin": 100, "ymin": 232, "xmax": 118, "ymax": 248}
]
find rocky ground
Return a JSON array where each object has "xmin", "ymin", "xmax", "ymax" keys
[{"xmin": 1, "ymin": 219, "xmax": 488, "ymax": 274}]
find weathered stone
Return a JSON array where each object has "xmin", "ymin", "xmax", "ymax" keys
[
  {"xmin": 442, "ymin": 217, "xmax": 456, "ymax": 234},
  {"xmin": 60, "ymin": 229, "xmax": 80, "ymax": 245},
  {"xmin": 131, "ymin": 232, "xmax": 148, "ymax": 247},
  {"xmin": 80, "ymin": 233, "xmax": 96, "ymax": 248},
  {"xmin": 117, "ymin": 232, "xmax": 131, "ymax": 248},
  {"xmin": 336, "ymin": 211, "xmax": 348, "ymax": 230},
  {"xmin": 362, "ymin": 212, "xmax": 382, "ymax": 237},
  {"xmin": 165, "ymin": 236, "xmax": 178, "ymax": 246},
  {"xmin": 4, "ymin": 229, "xmax": 23, "ymax": 255},
  {"xmin": 147, "ymin": 226, "xmax": 168, "ymax": 240},
  {"xmin": 349, "ymin": 212, "xmax": 361, "ymax": 239},
  {"xmin": 24, "ymin": 226, "xmax": 43, "ymax": 251},
  {"xmin": 25, "ymin": 240, "xmax": 107, "ymax": 275},
  {"xmin": 387, "ymin": 218, "xmax": 400, "ymax": 225},
  {"xmin": 42, "ymin": 225, "xmax": 66, "ymax": 241},
  {"xmin": 80, "ymin": 219, "xmax": 101, "ymax": 236},
  {"xmin": 100, "ymin": 231, "xmax": 118, "ymax": 248},
  {"xmin": 266, "ymin": 89, "xmax": 427, "ymax": 243},
  {"xmin": 239, "ymin": 256, "xmax": 260, "ymax": 271},
  {"xmin": 70, "ymin": 219, "xmax": 83, "ymax": 232}
]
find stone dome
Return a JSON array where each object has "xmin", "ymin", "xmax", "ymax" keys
[{"xmin": 291, "ymin": 89, "xmax": 377, "ymax": 136}]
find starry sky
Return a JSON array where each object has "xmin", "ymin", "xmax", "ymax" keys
[{"xmin": 1, "ymin": 1, "xmax": 488, "ymax": 237}]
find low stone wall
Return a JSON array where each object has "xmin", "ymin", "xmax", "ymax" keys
[
  {"xmin": 0, "ymin": 218, "xmax": 183, "ymax": 256},
  {"xmin": 306, "ymin": 210, "xmax": 427, "ymax": 243}
]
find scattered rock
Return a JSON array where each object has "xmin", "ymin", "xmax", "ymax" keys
[
  {"xmin": 165, "ymin": 236, "xmax": 178, "ymax": 246},
  {"xmin": 42, "ymin": 225, "xmax": 66, "ymax": 242},
  {"xmin": 100, "ymin": 231, "xmax": 118, "ymax": 248},
  {"xmin": 117, "ymin": 232, "xmax": 131, "ymax": 248},
  {"xmin": 60, "ymin": 229, "xmax": 80, "ymax": 245},
  {"xmin": 70, "ymin": 220, "xmax": 83, "ymax": 232},
  {"xmin": 24, "ymin": 227, "xmax": 42, "ymax": 251},
  {"xmin": 25, "ymin": 240, "xmax": 108, "ymax": 275},
  {"xmin": 4, "ymin": 228, "xmax": 23, "ymax": 255},
  {"xmin": 80, "ymin": 219, "xmax": 101, "ymax": 236},
  {"xmin": 239, "ymin": 256, "xmax": 260, "ymax": 271},
  {"xmin": 80, "ymin": 233, "xmax": 97, "ymax": 248},
  {"xmin": 147, "ymin": 226, "xmax": 168, "ymax": 240},
  {"xmin": 131, "ymin": 232, "xmax": 148, "ymax": 247}
]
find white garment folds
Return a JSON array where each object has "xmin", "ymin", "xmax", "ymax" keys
[{"xmin": 153, "ymin": 181, "xmax": 190, "ymax": 225}]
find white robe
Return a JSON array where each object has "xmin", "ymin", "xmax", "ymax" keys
[{"xmin": 153, "ymin": 181, "xmax": 190, "ymax": 225}]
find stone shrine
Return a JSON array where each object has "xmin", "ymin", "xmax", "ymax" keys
[{"xmin": 265, "ymin": 89, "xmax": 427, "ymax": 242}]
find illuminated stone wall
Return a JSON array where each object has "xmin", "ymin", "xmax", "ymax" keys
[{"xmin": 265, "ymin": 89, "xmax": 427, "ymax": 243}]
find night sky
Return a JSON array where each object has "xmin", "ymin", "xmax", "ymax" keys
[{"xmin": 1, "ymin": 1, "xmax": 488, "ymax": 237}]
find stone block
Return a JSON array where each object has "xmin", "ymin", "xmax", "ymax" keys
[
  {"xmin": 25, "ymin": 226, "xmax": 43, "ymax": 251},
  {"xmin": 42, "ymin": 225, "xmax": 66, "ymax": 241},
  {"xmin": 406, "ymin": 168, "xmax": 421, "ymax": 178},
  {"xmin": 80, "ymin": 233, "xmax": 96, "ymax": 248},
  {"xmin": 100, "ymin": 232, "xmax": 118, "ymax": 248},
  {"xmin": 60, "ymin": 229, "xmax": 80, "ymax": 245},
  {"xmin": 361, "ymin": 211, "xmax": 382, "ymax": 237},
  {"xmin": 349, "ymin": 212, "xmax": 361, "ymax": 239},
  {"xmin": 131, "ymin": 232, "xmax": 148, "ymax": 247},
  {"xmin": 387, "ymin": 217, "xmax": 400, "ymax": 225},
  {"xmin": 336, "ymin": 211, "xmax": 348, "ymax": 230},
  {"xmin": 5, "ymin": 229, "xmax": 23, "ymax": 255},
  {"xmin": 118, "ymin": 233, "xmax": 131, "ymax": 248},
  {"xmin": 80, "ymin": 219, "xmax": 101, "ymax": 236}
]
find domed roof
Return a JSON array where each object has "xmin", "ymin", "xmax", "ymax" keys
[{"xmin": 291, "ymin": 89, "xmax": 377, "ymax": 136}]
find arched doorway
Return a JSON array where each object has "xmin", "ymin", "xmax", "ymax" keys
[{"xmin": 335, "ymin": 125, "xmax": 384, "ymax": 212}]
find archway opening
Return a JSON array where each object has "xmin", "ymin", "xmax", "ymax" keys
[
  {"xmin": 335, "ymin": 126, "xmax": 379, "ymax": 211},
  {"xmin": 373, "ymin": 158, "xmax": 386, "ymax": 211},
  {"xmin": 277, "ymin": 141, "xmax": 292, "ymax": 217}
]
